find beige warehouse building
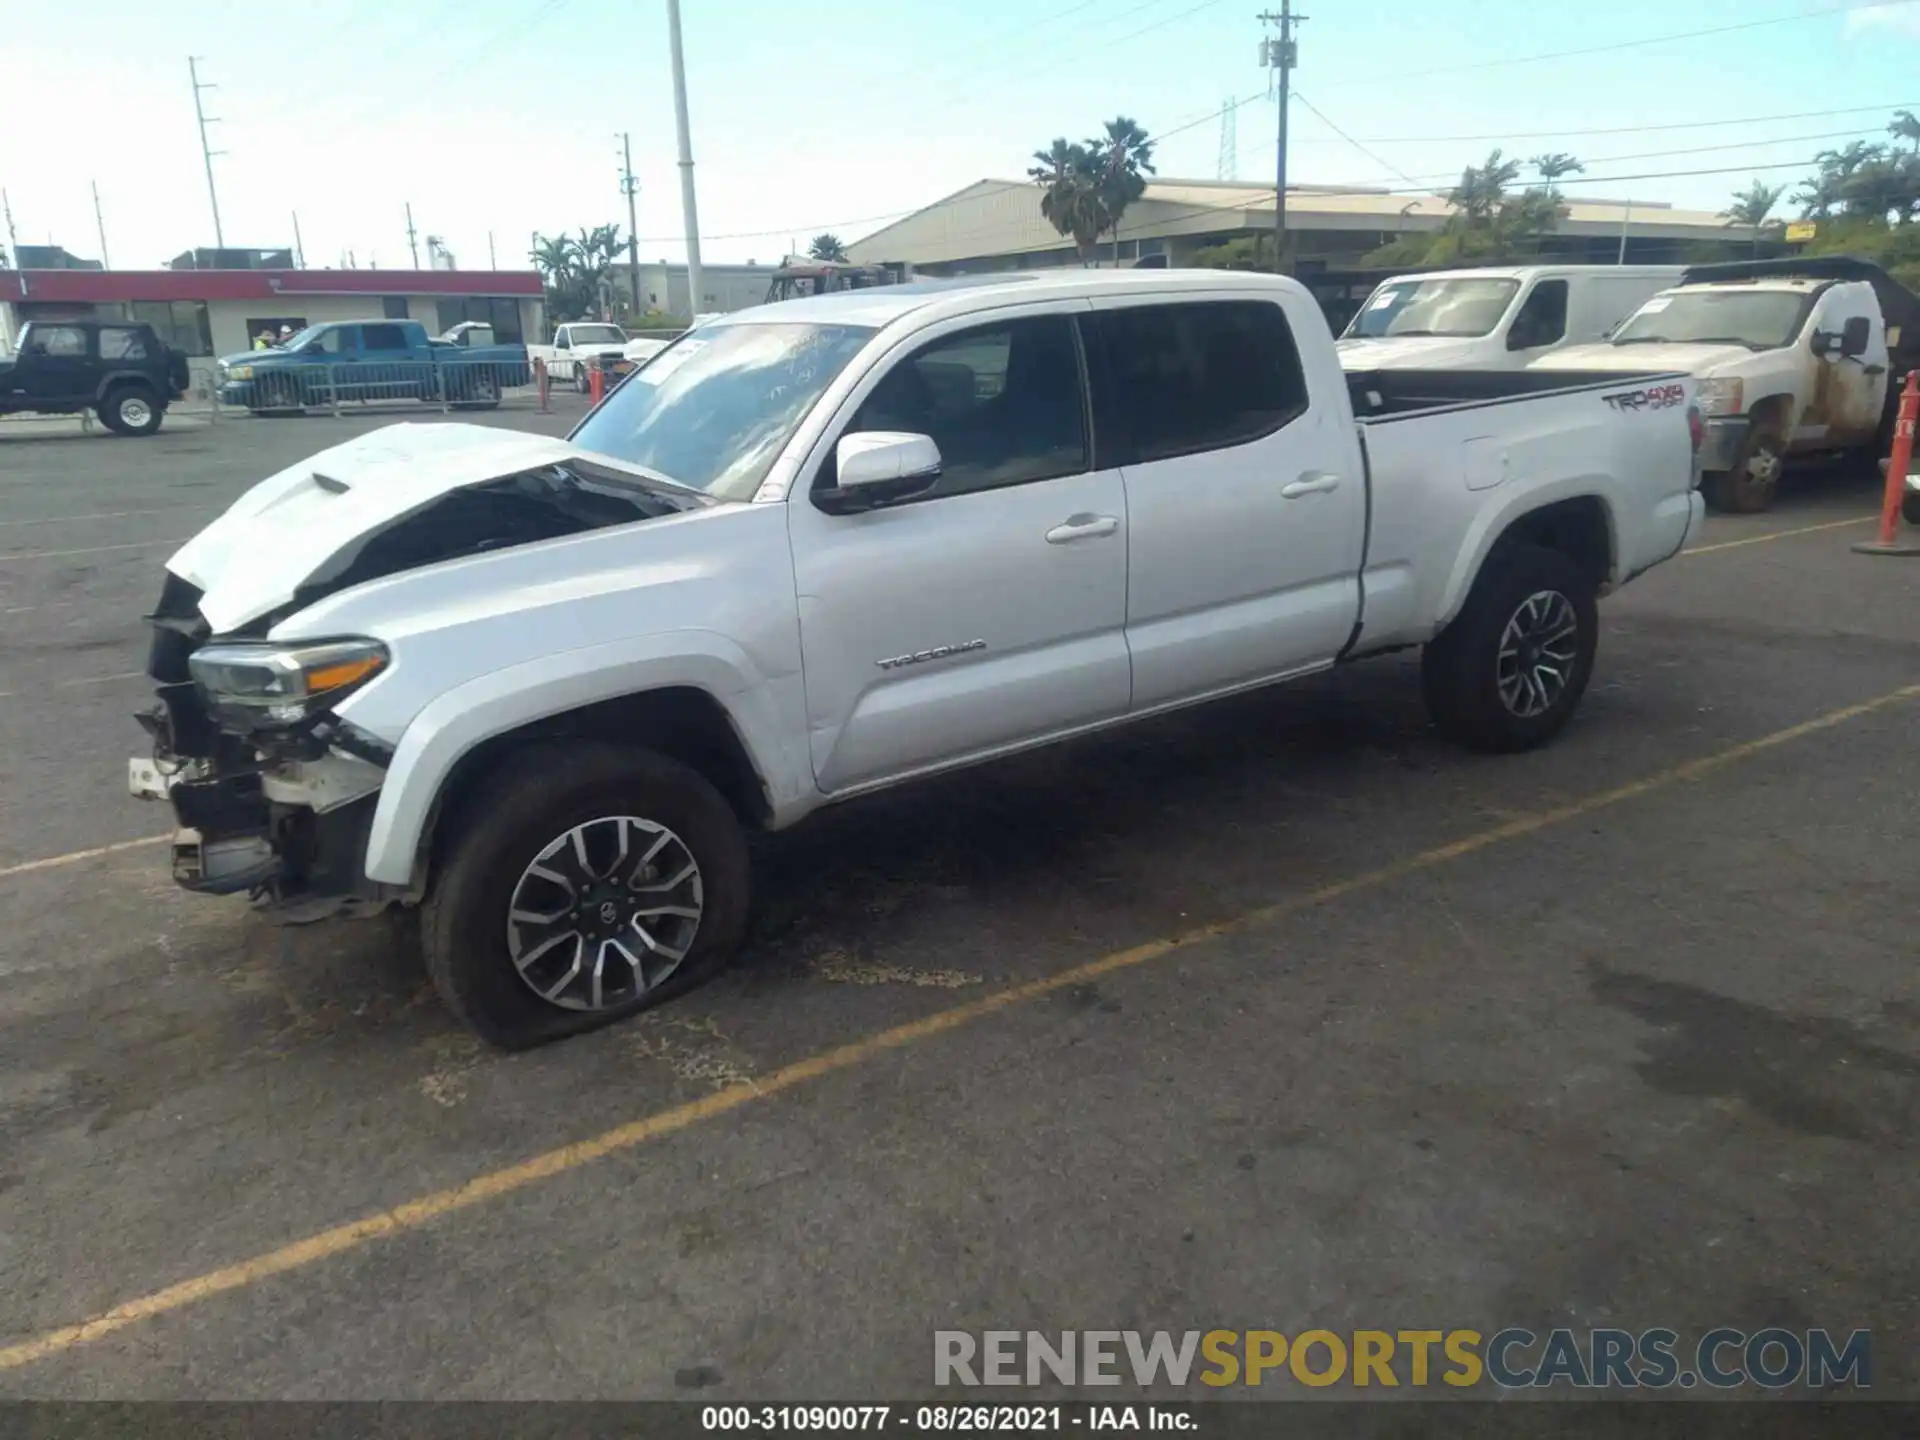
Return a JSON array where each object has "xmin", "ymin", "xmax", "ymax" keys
[{"xmin": 846, "ymin": 177, "xmax": 1742, "ymax": 276}]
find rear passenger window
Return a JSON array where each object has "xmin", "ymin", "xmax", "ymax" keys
[
  {"xmin": 843, "ymin": 315, "xmax": 1087, "ymax": 499},
  {"xmin": 361, "ymin": 324, "xmax": 410, "ymax": 352},
  {"xmin": 1098, "ymin": 300, "xmax": 1308, "ymax": 463},
  {"xmin": 99, "ymin": 327, "xmax": 150, "ymax": 360}
]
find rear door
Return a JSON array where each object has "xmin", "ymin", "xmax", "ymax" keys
[
  {"xmin": 1087, "ymin": 292, "xmax": 1365, "ymax": 710},
  {"xmin": 22, "ymin": 324, "xmax": 95, "ymax": 404},
  {"xmin": 788, "ymin": 305, "xmax": 1132, "ymax": 795}
]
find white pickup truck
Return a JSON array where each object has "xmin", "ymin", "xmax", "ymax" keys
[
  {"xmin": 527, "ymin": 321, "xmax": 634, "ymax": 394},
  {"xmin": 131, "ymin": 270, "xmax": 1703, "ymax": 1048},
  {"xmin": 1532, "ymin": 258, "xmax": 1913, "ymax": 513}
]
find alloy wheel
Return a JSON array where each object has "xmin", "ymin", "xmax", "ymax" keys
[{"xmin": 1496, "ymin": 589, "xmax": 1580, "ymax": 718}]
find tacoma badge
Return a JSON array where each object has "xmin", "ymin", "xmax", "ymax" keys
[{"xmin": 875, "ymin": 639, "xmax": 987, "ymax": 670}]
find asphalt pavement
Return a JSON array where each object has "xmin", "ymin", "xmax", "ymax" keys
[{"xmin": 0, "ymin": 401, "xmax": 1916, "ymax": 1401}]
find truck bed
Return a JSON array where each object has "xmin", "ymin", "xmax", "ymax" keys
[{"xmin": 1345, "ymin": 366, "xmax": 1683, "ymax": 420}]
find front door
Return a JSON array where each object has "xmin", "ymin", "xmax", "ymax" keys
[
  {"xmin": 788, "ymin": 308, "xmax": 1132, "ymax": 795},
  {"xmin": 1086, "ymin": 292, "xmax": 1365, "ymax": 710},
  {"xmin": 22, "ymin": 324, "xmax": 94, "ymax": 404},
  {"xmin": 1805, "ymin": 281, "xmax": 1891, "ymax": 448}
]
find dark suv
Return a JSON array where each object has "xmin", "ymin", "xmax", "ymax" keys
[{"xmin": 0, "ymin": 320, "xmax": 191, "ymax": 435}]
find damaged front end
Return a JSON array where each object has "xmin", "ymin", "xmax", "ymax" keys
[
  {"xmin": 134, "ymin": 572, "xmax": 399, "ymax": 916},
  {"xmin": 131, "ymin": 423, "xmax": 712, "ymax": 919}
]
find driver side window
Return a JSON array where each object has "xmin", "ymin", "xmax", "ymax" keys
[
  {"xmin": 1507, "ymin": 280, "xmax": 1569, "ymax": 351},
  {"xmin": 831, "ymin": 315, "xmax": 1089, "ymax": 502}
]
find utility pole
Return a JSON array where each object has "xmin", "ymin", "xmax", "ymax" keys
[
  {"xmin": 619, "ymin": 132, "xmax": 641, "ymax": 320},
  {"xmin": 91, "ymin": 181, "xmax": 110, "ymax": 268},
  {"xmin": 1257, "ymin": 5, "xmax": 1303, "ymax": 274},
  {"xmin": 291, "ymin": 211, "xmax": 306, "ymax": 268},
  {"xmin": 1617, "ymin": 198, "xmax": 1632, "ymax": 264},
  {"xmin": 488, "ymin": 231, "xmax": 497, "ymax": 269},
  {"xmin": 665, "ymin": 0, "xmax": 704, "ymax": 320},
  {"xmin": 188, "ymin": 57, "xmax": 226, "ymax": 248},
  {"xmin": 1, "ymin": 189, "xmax": 17, "ymax": 269},
  {"xmin": 405, "ymin": 203, "xmax": 420, "ymax": 268}
]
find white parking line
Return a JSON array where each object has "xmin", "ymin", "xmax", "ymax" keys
[
  {"xmin": 0, "ymin": 538, "xmax": 189, "ymax": 562},
  {"xmin": 0, "ymin": 507, "xmax": 181, "ymax": 530}
]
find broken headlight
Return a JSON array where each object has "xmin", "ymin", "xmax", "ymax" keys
[{"xmin": 188, "ymin": 638, "xmax": 389, "ymax": 731}]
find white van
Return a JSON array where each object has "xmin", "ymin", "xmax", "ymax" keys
[{"xmin": 1337, "ymin": 265, "xmax": 1684, "ymax": 371}]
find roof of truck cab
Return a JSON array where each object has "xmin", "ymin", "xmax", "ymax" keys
[
  {"xmin": 702, "ymin": 268, "xmax": 1309, "ymax": 329},
  {"xmin": 1374, "ymin": 264, "xmax": 1684, "ymax": 284}
]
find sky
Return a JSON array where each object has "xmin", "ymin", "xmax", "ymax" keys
[{"xmin": 2, "ymin": 0, "xmax": 1918, "ymax": 272}]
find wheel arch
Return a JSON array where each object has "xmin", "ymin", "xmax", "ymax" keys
[
  {"xmin": 1437, "ymin": 492, "xmax": 1617, "ymax": 632},
  {"xmin": 359, "ymin": 643, "xmax": 807, "ymax": 890},
  {"xmin": 1748, "ymin": 393, "xmax": 1795, "ymax": 435},
  {"xmin": 94, "ymin": 369, "xmax": 161, "ymax": 403}
]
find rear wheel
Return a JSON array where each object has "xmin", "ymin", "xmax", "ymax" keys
[
  {"xmin": 421, "ymin": 742, "xmax": 751, "ymax": 1049},
  {"xmin": 97, "ymin": 385, "xmax": 163, "ymax": 436},
  {"xmin": 1422, "ymin": 542, "xmax": 1599, "ymax": 754},
  {"xmin": 1903, "ymin": 491, "xmax": 1920, "ymax": 527}
]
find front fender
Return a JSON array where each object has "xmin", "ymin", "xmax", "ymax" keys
[{"xmin": 360, "ymin": 631, "xmax": 811, "ymax": 885}]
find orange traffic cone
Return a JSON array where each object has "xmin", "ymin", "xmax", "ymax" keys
[{"xmin": 1854, "ymin": 370, "xmax": 1920, "ymax": 557}]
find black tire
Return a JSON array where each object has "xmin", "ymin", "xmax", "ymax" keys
[
  {"xmin": 453, "ymin": 368, "xmax": 501, "ymax": 411},
  {"xmin": 1904, "ymin": 491, "xmax": 1920, "ymax": 527},
  {"xmin": 1421, "ymin": 542, "xmax": 1600, "ymax": 754},
  {"xmin": 1703, "ymin": 426, "xmax": 1784, "ymax": 514},
  {"xmin": 421, "ymin": 741, "xmax": 751, "ymax": 1049},
  {"xmin": 254, "ymin": 373, "xmax": 305, "ymax": 416},
  {"xmin": 97, "ymin": 384, "xmax": 164, "ymax": 436},
  {"xmin": 574, "ymin": 365, "xmax": 591, "ymax": 395}
]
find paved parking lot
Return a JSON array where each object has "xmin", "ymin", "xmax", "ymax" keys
[{"xmin": 0, "ymin": 405, "xmax": 1916, "ymax": 1399}]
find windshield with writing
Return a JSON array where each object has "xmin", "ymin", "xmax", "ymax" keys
[
  {"xmin": 568, "ymin": 322, "xmax": 877, "ymax": 502},
  {"xmin": 567, "ymin": 325, "xmax": 627, "ymax": 346},
  {"xmin": 1611, "ymin": 290, "xmax": 1811, "ymax": 349},
  {"xmin": 1344, "ymin": 278, "xmax": 1522, "ymax": 339}
]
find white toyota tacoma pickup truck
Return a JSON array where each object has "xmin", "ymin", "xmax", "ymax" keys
[{"xmin": 131, "ymin": 271, "xmax": 1704, "ymax": 1047}]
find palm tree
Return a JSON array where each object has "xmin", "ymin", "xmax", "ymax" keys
[
  {"xmin": 1529, "ymin": 152, "xmax": 1584, "ymax": 196},
  {"xmin": 1890, "ymin": 110, "xmax": 1920, "ymax": 154},
  {"xmin": 1722, "ymin": 180, "xmax": 1786, "ymax": 253},
  {"xmin": 1029, "ymin": 137, "xmax": 1104, "ymax": 263},
  {"xmin": 529, "ymin": 232, "xmax": 575, "ymax": 282},
  {"xmin": 807, "ymin": 233, "xmax": 849, "ymax": 262},
  {"xmin": 1090, "ymin": 115, "xmax": 1156, "ymax": 264}
]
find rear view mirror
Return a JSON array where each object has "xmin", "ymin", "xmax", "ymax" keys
[
  {"xmin": 1841, "ymin": 315, "xmax": 1871, "ymax": 358},
  {"xmin": 818, "ymin": 432, "xmax": 941, "ymax": 513}
]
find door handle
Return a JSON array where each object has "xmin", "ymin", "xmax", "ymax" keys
[
  {"xmin": 1863, "ymin": 363, "xmax": 1888, "ymax": 377},
  {"xmin": 1045, "ymin": 513, "xmax": 1120, "ymax": 544},
  {"xmin": 1281, "ymin": 472, "xmax": 1341, "ymax": 499}
]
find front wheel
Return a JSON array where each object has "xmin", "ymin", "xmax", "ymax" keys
[
  {"xmin": 573, "ymin": 365, "xmax": 591, "ymax": 395},
  {"xmin": 97, "ymin": 386, "xmax": 164, "ymax": 436},
  {"xmin": 421, "ymin": 742, "xmax": 751, "ymax": 1049},
  {"xmin": 1422, "ymin": 542, "xmax": 1599, "ymax": 754},
  {"xmin": 1703, "ymin": 428, "xmax": 1784, "ymax": 514}
]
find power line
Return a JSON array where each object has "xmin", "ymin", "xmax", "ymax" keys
[
  {"xmin": 1347, "ymin": 0, "xmax": 1919, "ymax": 86},
  {"xmin": 1293, "ymin": 100, "xmax": 1920, "ymax": 147},
  {"xmin": 1291, "ymin": 89, "xmax": 1426, "ymax": 190}
]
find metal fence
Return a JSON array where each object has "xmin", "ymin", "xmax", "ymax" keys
[{"xmin": 197, "ymin": 356, "xmax": 545, "ymax": 421}]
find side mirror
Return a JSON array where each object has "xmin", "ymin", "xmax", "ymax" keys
[
  {"xmin": 1841, "ymin": 315, "xmax": 1871, "ymax": 358},
  {"xmin": 817, "ymin": 432, "xmax": 942, "ymax": 513}
]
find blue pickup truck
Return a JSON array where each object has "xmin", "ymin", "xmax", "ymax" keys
[{"xmin": 216, "ymin": 319, "xmax": 532, "ymax": 414}]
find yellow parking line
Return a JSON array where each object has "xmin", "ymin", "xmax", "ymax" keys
[
  {"xmin": 0, "ymin": 835, "xmax": 167, "ymax": 881},
  {"xmin": 1685, "ymin": 514, "xmax": 1875, "ymax": 555},
  {"xmin": 2, "ymin": 678, "xmax": 1914, "ymax": 1373}
]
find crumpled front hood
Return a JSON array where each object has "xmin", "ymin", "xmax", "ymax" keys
[
  {"xmin": 1336, "ymin": 335, "xmax": 1497, "ymax": 369},
  {"xmin": 1529, "ymin": 341, "xmax": 1755, "ymax": 374},
  {"xmin": 168, "ymin": 422, "xmax": 612, "ymax": 633}
]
